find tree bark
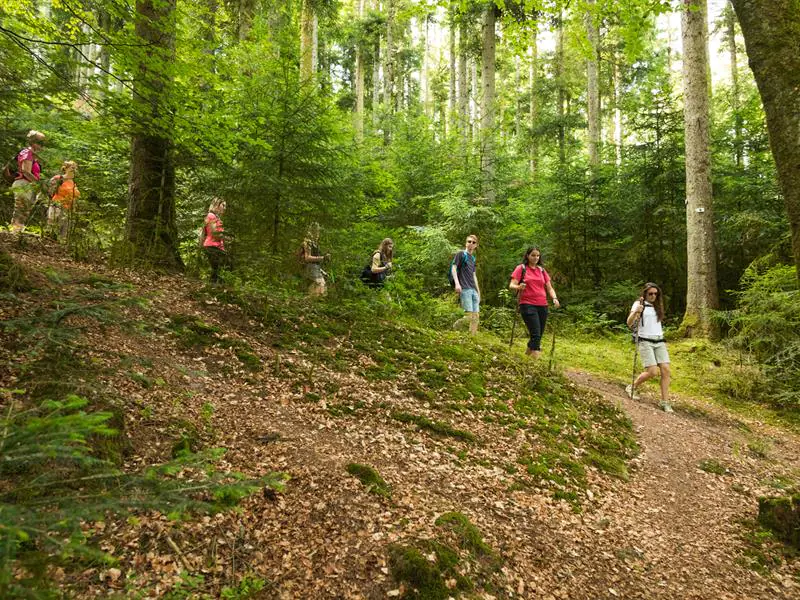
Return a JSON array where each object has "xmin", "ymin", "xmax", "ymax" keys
[
  {"xmin": 300, "ymin": 0, "xmax": 315, "ymax": 81},
  {"xmin": 725, "ymin": 2, "xmax": 743, "ymax": 167},
  {"xmin": 480, "ymin": 4, "xmax": 496, "ymax": 203},
  {"xmin": 585, "ymin": 0, "xmax": 600, "ymax": 170},
  {"xmin": 528, "ymin": 24, "xmax": 538, "ymax": 176},
  {"xmin": 458, "ymin": 19, "xmax": 469, "ymax": 148},
  {"xmin": 556, "ymin": 10, "xmax": 566, "ymax": 165},
  {"xmin": 681, "ymin": 0, "xmax": 719, "ymax": 337},
  {"xmin": 354, "ymin": 0, "xmax": 365, "ymax": 140},
  {"xmin": 448, "ymin": 5, "xmax": 457, "ymax": 136},
  {"xmin": 384, "ymin": 0, "xmax": 395, "ymax": 112},
  {"xmin": 731, "ymin": 0, "xmax": 800, "ymax": 281},
  {"xmin": 126, "ymin": 0, "xmax": 182, "ymax": 270}
]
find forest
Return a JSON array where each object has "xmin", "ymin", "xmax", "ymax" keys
[{"xmin": 1, "ymin": 0, "xmax": 800, "ymax": 597}]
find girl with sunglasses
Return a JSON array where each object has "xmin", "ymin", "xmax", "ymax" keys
[{"xmin": 626, "ymin": 282, "xmax": 673, "ymax": 412}]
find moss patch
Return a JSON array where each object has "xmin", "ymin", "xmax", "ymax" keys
[
  {"xmin": 345, "ymin": 463, "xmax": 391, "ymax": 498},
  {"xmin": 392, "ymin": 412, "xmax": 476, "ymax": 443}
]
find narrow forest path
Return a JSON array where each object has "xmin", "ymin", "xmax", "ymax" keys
[{"xmin": 551, "ymin": 370, "xmax": 800, "ymax": 599}]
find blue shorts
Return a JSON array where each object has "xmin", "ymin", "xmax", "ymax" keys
[{"xmin": 460, "ymin": 288, "xmax": 480, "ymax": 313}]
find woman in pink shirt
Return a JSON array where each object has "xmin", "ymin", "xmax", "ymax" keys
[
  {"xmin": 508, "ymin": 247, "xmax": 560, "ymax": 358},
  {"xmin": 203, "ymin": 197, "xmax": 228, "ymax": 283},
  {"xmin": 11, "ymin": 130, "xmax": 46, "ymax": 233}
]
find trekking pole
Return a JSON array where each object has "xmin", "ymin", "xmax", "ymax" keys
[
  {"xmin": 508, "ymin": 294, "xmax": 521, "ymax": 349},
  {"xmin": 548, "ymin": 307, "xmax": 561, "ymax": 372},
  {"xmin": 628, "ymin": 311, "xmax": 642, "ymax": 407}
]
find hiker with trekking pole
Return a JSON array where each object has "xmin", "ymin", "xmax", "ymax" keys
[
  {"xmin": 9, "ymin": 130, "xmax": 46, "ymax": 234},
  {"xmin": 626, "ymin": 282, "xmax": 673, "ymax": 413},
  {"xmin": 508, "ymin": 247, "xmax": 560, "ymax": 358}
]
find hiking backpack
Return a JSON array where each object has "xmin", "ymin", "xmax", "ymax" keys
[
  {"xmin": 197, "ymin": 223, "xmax": 207, "ymax": 249},
  {"xmin": 360, "ymin": 251, "xmax": 386, "ymax": 287},
  {"xmin": 2, "ymin": 152, "xmax": 19, "ymax": 185},
  {"xmin": 447, "ymin": 250, "xmax": 472, "ymax": 288}
]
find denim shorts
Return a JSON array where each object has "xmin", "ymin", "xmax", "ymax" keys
[
  {"xmin": 638, "ymin": 340, "xmax": 670, "ymax": 367},
  {"xmin": 459, "ymin": 288, "xmax": 480, "ymax": 313}
]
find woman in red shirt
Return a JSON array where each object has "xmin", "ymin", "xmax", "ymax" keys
[
  {"xmin": 508, "ymin": 247, "xmax": 560, "ymax": 358},
  {"xmin": 203, "ymin": 197, "xmax": 228, "ymax": 283},
  {"xmin": 11, "ymin": 130, "xmax": 46, "ymax": 233}
]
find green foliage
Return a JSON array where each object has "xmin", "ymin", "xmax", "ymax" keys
[
  {"xmin": 723, "ymin": 264, "xmax": 800, "ymax": 410},
  {"xmin": 0, "ymin": 395, "xmax": 286, "ymax": 598}
]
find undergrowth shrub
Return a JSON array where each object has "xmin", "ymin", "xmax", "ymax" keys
[
  {"xmin": 0, "ymin": 394, "xmax": 286, "ymax": 598},
  {"xmin": 723, "ymin": 263, "xmax": 800, "ymax": 411}
]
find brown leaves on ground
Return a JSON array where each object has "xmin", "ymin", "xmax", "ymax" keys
[{"xmin": 1, "ymin": 234, "xmax": 798, "ymax": 599}]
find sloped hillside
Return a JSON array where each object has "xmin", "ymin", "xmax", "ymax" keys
[{"xmin": 1, "ymin": 234, "xmax": 797, "ymax": 599}]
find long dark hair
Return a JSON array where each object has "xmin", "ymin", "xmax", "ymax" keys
[
  {"xmin": 641, "ymin": 282, "xmax": 665, "ymax": 322},
  {"xmin": 523, "ymin": 246, "xmax": 543, "ymax": 268}
]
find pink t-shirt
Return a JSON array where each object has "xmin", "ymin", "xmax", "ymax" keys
[
  {"xmin": 16, "ymin": 148, "xmax": 41, "ymax": 181},
  {"xmin": 203, "ymin": 212, "xmax": 225, "ymax": 250},
  {"xmin": 511, "ymin": 264, "xmax": 550, "ymax": 306}
]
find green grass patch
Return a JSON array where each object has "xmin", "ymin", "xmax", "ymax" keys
[
  {"xmin": 345, "ymin": 463, "xmax": 391, "ymax": 497},
  {"xmin": 392, "ymin": 412, "xmax": 476, "ymax": 443},
  {"xmin": 698, "ymin": 458, "xmax": 729, "ymax": 475}
]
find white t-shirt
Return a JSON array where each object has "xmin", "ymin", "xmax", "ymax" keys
[{"xmin": 631, "ymin": 301, "xmax": 664, "ymax": 339}]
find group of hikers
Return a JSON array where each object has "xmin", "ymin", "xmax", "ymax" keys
[
  {"xmin": 200, "ymin": 204, "xmax": 674, "ymax": 412},
  {"xmin": 6, "ymin": 130, "xmax": 80, "ymax": 239}
]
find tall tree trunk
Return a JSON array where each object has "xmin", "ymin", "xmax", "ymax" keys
[
  {"xmin": 585, "ymin": 0, "xmax": 600, "ymax": 170},
  {"xmin": 237, "ymin": 0, "xmax": 255, "ymax": 41},
  {"xmin": 372, "ymin": 37, "xmax": 381, "ymax": 127},
  {"xmin": 480, "ymin": 4, "xmax": 496, "ymax": 203},
  {"xmin": 126, "ymin": 0, "xmax": 182, "ymax": 270},
  {"xmin": 528, "ymin": 25, "xmax": 538, "ymax": 176},
  {"xmin": 556, "ymin": 10, "xmax": 566, "ymax": 165},
  {"xmin": 471, "ymin": 59, "xmax": 479, "ymax": 143},
  {"xmin": 681, "ymin": 0, "xmax": 719, "ymax": 337},
  {"xmin": 514, "ymin": 55, "xmax": 521, "ymax": 140},
  {"xmin": 731, "ymin": 0, "xmax": 800, "ymax": 281},
  {"xmin": 300, "ymin": 0, "xmax": 315, "ymax": 81},
  {"xmin": 725, "ymin": 2, "xmax": 743, "ymax": 167},
  {"xmin": 423, "ymin": 13, "xmax": 431, "ymax": 117},
  {"xmin": 384, "ymin": 0, "xmax": 395, "ymax": 112},
  {"xmin": 613, "ymin": 56, "xmax": 622, "ymax": 166},
  {"xmin": 354, "ymin": 0, "xmax": 365, "ymax": 140},
  {"xmin": 458, "ymin": 19, "xmax": 469, "ymax": 148},
  {"xmin": 448, "ymin": 6, "xmax": 457, "ymax": 136}
]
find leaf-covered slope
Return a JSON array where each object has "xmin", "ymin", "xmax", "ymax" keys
[{"xmin": 0, "ymin": 238, "xmax": 637, "ymax": 598}]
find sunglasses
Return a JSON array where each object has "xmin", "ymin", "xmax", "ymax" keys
[{"xmin": 646, "ymin": 292, "xmax": 659, "ymax": 296}]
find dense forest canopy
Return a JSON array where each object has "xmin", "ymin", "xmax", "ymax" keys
[{"xmin": 0, "ymin": 0, "xmax": 796, "ymax": 320}]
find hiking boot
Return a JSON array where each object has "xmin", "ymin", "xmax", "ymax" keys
[
  {"xmin": 625, "ymin": 384, "xmax": 640, "ymax": 400},
  {"xmin": 660, "ymin": 401, "xmax": 674, "ymax": 413}
]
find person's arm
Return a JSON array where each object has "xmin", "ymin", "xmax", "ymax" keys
[
  {"xmin": 371, "ymin": 252, "xmax": 391, "ymax": 273},
  {"xmin": 546, "ymin": 281, "xmax": 560, "ymax": 308},
  {"xmin": 474, "ymin": 268, "xmax": 480, "ymax": 297},
  {"xmin": 450, "ymin": 259, "xmax": 461, "ymax": 294},
  {"xmin": 626, "ymin": 298, "xmax": 645, "ymax": 328},
  {"xmin": 208, "ymin": 216, "xmax": 223, "ymax": 241},
  {"xmin": 509, "ymin": 276, "xmax": 524, "ymax": 292},
  {"xmin": 20, "ymin": 158, "xmax": 35, "ymax": 183}
]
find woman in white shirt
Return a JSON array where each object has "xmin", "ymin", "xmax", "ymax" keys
[{"xmin": 626, "ymin": 282, "xmax": 673, "ymax": 413}]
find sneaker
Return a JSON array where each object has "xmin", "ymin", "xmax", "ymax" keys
[
  {"xmin": 659, "ymin": 401, "xmax": 674, "ymax": 413},
  {"xmin": 625, "ymin": 384, "xmax": 640, "ymax": 400}
]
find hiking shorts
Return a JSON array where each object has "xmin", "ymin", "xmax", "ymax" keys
[
  {"xmin": 638, "ymin": 340, "xmax": 670, "ymax": 368},
  {"xmin": 12, "ymin": 179, "xmax": 37, "ymax": 224},
  {"xmin": 460, "ymin": 288, "xmax": 480, "ymax": 313}
]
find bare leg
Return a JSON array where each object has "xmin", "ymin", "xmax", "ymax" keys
[
  {"xmin": 469, "ymin": 312, "xmax": 479, "ymax": 335},
  {"xmin": 658, "ymin": 363, "xmax": 671, "ymax": 402}
]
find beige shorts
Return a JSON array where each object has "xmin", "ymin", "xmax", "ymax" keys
[{"xmin": 638, "ymin": 340, "xmax": 670, "ymax": 368}]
